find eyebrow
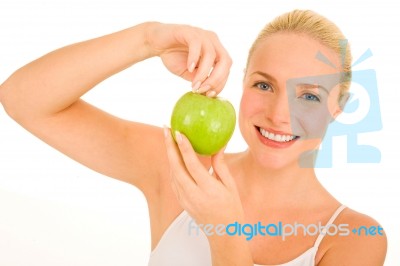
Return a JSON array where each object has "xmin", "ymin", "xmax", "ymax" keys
[
  {"xmin": 250, "ymin": 71, "xmax": 278, "ymax": 84},
  {"xmin": 297, "ymin": 83, "xmax": 329, "ymax": 95}
]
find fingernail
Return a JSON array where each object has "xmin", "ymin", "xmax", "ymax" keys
[
  {"xmin": 198, "ymin": 84, "xmax": 211, "ymax": 93},
  {"xmin": 188, "ymin": 62, "xmax": 195, "ymax": 73},
  {"xmin": 163, "ymin": 125, "xmax": 169, "ymax": 138},
  {"xmin": 192, "ymin": 81, "xmax": 201, "ymax": 92},
  {"xmin": 175, "ymin": 131, "xmax": 183, "ymax": 144},
  {"xmin": 206, "ymin": 90, "xmax": 216, "ymax": 97}
]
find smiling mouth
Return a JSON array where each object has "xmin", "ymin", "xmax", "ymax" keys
[{"xmin": 256, "ymin": 127, "xmax": 300, "ymax": 143}]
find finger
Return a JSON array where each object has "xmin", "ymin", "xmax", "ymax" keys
[
  {"xmin": 191, "ymin": 41, "xmax": 217, "ymax": 92},
  {"xmin": 174, "ymin": 25, "xmax": 202, "ymax": 74},
  {"xmin": 204, "ymin": 54, "xmax": 232, "ymax": 96},
  {"xmin": 202, "ymin": 56, "xmax": 232, "ymax": 95},
  {"xmin": 163, "ymin": 127, "xmax": 198, "ymax": 191},
  {"xmin": 202, "ymin": 41, "xmax": 232, "ymax": 95},
  {"xmin": 208, "ymin": 166, "xmax": 218, "ymax": 179},
  {"xmin": 174, "ymin": 131, "xmax": 216, "ymax": 188},
  {"xmin": 211, "ymin": 147, "xmax": 236, "ymax": 189},
  {"xmin": 170, "ymin": 170, "xmax": 196, "ymax": 214},
  {"xmin": 197, "ymin": 34, "xmax": 232, "ymax": 96},
  {"xmin": 187, "ymin": 39, "xmax": 201, "ymax": 74}
]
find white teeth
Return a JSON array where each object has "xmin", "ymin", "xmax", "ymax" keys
[{"xmin": 259, "ymin": 128, "xmax": 296, "ymax": 143}]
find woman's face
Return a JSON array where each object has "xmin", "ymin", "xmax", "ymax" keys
[{"xmin": 239, "ymin": 33, "xmax": 344, "ymax": 169}]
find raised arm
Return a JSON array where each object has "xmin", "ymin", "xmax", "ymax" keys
[{"xmin": 0, "ymin": 22, "xmax": 231, "ymax": 197}]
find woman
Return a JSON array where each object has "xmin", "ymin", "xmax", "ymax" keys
[{"xmin": 0, "ymin": 9, "xmax": 387, "ymax": 266}]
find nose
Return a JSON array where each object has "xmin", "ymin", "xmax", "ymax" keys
[{"xmin": 264, "ymin": 91, "xmax": 291, "ymax": 126}]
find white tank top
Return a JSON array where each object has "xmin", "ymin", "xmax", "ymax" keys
[{"xmin": 148, "ymin": 205, "xmax": 346, "ymax": 266}]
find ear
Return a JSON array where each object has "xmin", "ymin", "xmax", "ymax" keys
[{"xmin": 330, "ymin": 92, "xmax": 350, "ymax": 122}]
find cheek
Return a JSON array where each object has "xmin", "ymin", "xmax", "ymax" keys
[
  {"xmin": 299, "ymin": 86, "xmax": 342, "ymax": 139},
  {"xmin": 290, "ymin": 102, "xmax": 333, "ymax": 139},
  {"xmin": 238, "ymin": 89, "xmax": 263, "ymax": 137},
  {"xmin": 239, "ymin": 89, "xmax": 262, "ymax": 121},
  {"xmin": 301, "ymin": 110, "xmax": 331, "ymax": 138}
]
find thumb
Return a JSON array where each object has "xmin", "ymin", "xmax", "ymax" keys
[{"xmin": 211, "ymin": 147, "xmax": 235, "ymax": 189}]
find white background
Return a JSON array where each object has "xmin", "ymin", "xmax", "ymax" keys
[{"xmin": 1, "ymin": 0, "xmax": 399, "ymax": 265}]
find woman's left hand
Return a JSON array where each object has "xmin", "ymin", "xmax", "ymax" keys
[{"xmin": 163, "ymin": 127, "xmax": 244, "ymax": 228}]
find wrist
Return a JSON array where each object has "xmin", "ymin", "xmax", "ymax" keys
[{"xmin": 142, "ymin": 21, "xmax": 163, "ymax": 58}]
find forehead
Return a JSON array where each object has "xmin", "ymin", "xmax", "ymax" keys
[{"xmin": 247, "ymin": 33, "xmax": 342, "ymax": 82}]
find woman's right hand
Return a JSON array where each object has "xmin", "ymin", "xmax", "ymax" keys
[
  {"xmin": 145, "ymin": 22, "xmax": 232, "ymax": 96},
  {"xmin": 0, "ymin": 21, "xmax": 232, "ymax": 200}
]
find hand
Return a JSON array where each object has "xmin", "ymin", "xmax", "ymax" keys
[
  {"xmin": 164, "ymin": 127, "xmax": 254, "ymax": 265},
  {"xmin": 163, "ymin": 127, "xmax": 244, "ymax": 227},
  {"xmin": 146, "ymin": 22, "xmax": 232, "ymax": 96}
]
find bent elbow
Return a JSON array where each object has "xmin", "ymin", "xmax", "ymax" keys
[
  {"xmin": 0, "ymin": 78, "xmax": 24, "ymax": 121},
  {"xmin": 0, "ymin": 81, "xmax": 11, "ymax": 114}
]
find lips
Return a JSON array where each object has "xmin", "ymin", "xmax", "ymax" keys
[{"xmin": 255, "ymin": 126, "xmax": 299, "ymax": 148}]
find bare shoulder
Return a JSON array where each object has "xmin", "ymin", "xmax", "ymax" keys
[{"xmin": 318, "ymin": 207, "xmax": 387, "ymax": 265}]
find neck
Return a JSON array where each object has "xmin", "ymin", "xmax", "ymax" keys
[{"xmin": 233, "ymin": 150, "xmax": 323, "ymax": 208}]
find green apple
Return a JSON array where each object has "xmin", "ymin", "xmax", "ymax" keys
[{"xmin": 171, "ymin": 92, "xmax": 236, "ymax": 155}]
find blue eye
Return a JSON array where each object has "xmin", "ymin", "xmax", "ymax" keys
[
  {"xmin": 301, "ymin": 93, "xmax": 320, "ymax": 102},
  {"xmin": 254, "ymin": 82, "xmax": 272, "ymax": 91}
]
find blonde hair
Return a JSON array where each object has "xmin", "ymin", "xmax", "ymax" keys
[{"xmin": 247, "ymin": 9, "xmax": 352, "ymax": 97}]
